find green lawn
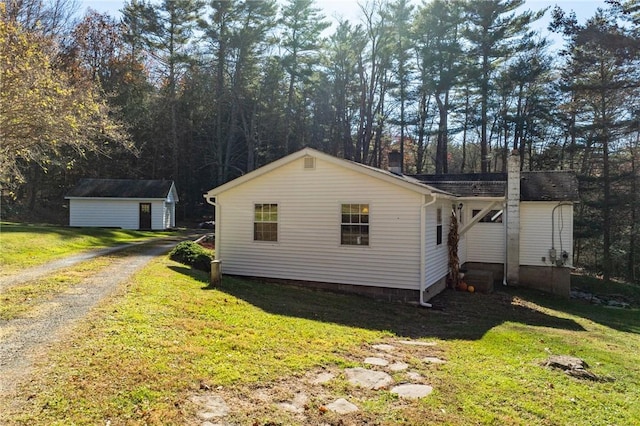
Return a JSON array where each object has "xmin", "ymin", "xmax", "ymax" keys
[
  {"xmin": 3, "ymin": 255, "xmax": 639, "ymax": 425},
  {"xmin": 0, "ymin": 222, "xmax": 176, "ymax": 274}
]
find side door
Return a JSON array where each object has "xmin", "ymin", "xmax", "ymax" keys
[{"xmin": 139, "ymin": 203, "xmax": 152, "ymax": 230}]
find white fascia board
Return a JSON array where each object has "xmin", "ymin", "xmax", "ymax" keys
[{"xmin": 168, "ymin": 182, "xmax": 179, "ymax": 203}]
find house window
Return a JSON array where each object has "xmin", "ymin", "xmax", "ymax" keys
[
  {"xmin": 472, "ymin": 209, "xmax": 503, "ymax": 223},
  {"xmin": 436, "ymin": 207, "xmax": 443, "ymax": 245},
  {"xmin": 341, "ymin": 204, "xmax": 369, "ymax": 246},
  {"xmin": 254, "ymin": 203, "xmax": 278, "ymax": 241}
]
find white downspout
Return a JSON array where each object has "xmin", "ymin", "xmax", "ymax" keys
[
  {"xmin": 420, "ymin": 194, "xmax": 438, "ymax": 308},
  {"xmin": 204, "ymin": 194, "xmax": 220, "ymax": 260}
]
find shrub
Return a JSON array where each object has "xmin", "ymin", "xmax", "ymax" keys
[{"xmin": 170, "ymin": 241, "xmax": 213, "ymax": 272}]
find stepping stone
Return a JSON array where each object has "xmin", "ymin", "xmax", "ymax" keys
[
  {"xmin": 391, "ymin": 384, "xmax": 433, "ymax": 399},
  {"xmin": 423, "ymin": 357, "xmax": 446, "ymax": 364},
  {"xmin": 345, "ymin": 367, "xmax": 394, "ymax": 390},
  {"xmin": 190, "ymin": 395, "xmax": 229, "ymax": 420},
  {"xmin": 372, "ymin": 344, "xmax": 396, "ymax": 352},
  {"xmin": 365, "ymin": 357, "xmax": 389, "ymax": 367},
  {"xmin": 326, "ymin": 398, "xmax": 358, "ymax": 414},
  {"xmin": 406, "ymin": 371, "xmax": 423, "ymax": 381},
  {"xmin": 278, "ymin": 392, "xmax": 308, "ymax": 414},
  {"xmin": 311, "ymin": 372, "xmax": 335, "ymax": 384},
  {"xmin": 389, "ymin": 362, "xmax": 409, "ymax": 372},
  {"xmin": 399, "ymin": 340, "xmax": 437, "ymax": 347}
]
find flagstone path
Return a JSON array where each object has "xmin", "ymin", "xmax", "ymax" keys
[{"xmin": 189, "ymin": 339, "xmax": 447, "ymax": 425}]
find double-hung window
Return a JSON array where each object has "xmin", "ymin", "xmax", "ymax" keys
[
  {"xmin": 254, "ymin": 203, "xmax": 278, "ymax": 241},
  {"xmin": 341, "ymin": 204, "xmax": 369, "ymax": 246}
]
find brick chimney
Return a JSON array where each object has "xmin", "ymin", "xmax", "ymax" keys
[
  {"xmin": 388, "ymin": 150, "xmax": 402, "ymax": 175},
  {"xmin": 506, "ymin": 150, "xmax": 520, "ymax": 285}
]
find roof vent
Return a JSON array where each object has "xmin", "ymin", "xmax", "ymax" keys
[{"xmin": 303, "ymin": 156, "xmax": 316, "ymax": 170}]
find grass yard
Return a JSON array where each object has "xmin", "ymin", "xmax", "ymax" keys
[
  {"xmin": 0, "ymin": 222, "xmax": 177, "ymax": 274},
  {"xmin": 3, "ymin": 253, "xmax": 639, "ymax": 425}
]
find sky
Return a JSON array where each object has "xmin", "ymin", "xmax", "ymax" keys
[{"xmin": 78, "ymin": 0, "xmax": 605, "ymax": 49}]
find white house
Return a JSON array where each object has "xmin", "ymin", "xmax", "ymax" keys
[
  {"xmin": 204, "ymin": 148, "xmax": 578, "ymax": 303},
  {"xmin": 65, "ymin": 179, "xmax": 179, "ymax": 230}
]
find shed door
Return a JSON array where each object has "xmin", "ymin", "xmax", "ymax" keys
[{"xmin": 139, "ymin": 203, "xmax": 152, "ymax": 230}]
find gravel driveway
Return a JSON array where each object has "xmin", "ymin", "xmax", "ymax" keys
[{"xmin": 0, "ymin": 237, "xmax": 186, "ymax": 397}]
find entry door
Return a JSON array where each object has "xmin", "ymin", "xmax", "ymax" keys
[{"xmin": 139, "ymin": 203, "xmax": 152, "ymax": 230}]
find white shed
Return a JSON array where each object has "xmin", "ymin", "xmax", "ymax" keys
[
  {"xmin": 65, "ymin": 179, "xmax": 179, "ymax": 230},
  {"xmin": 204, "ymin": 148, "xmax": 453, "ymax": 304}
]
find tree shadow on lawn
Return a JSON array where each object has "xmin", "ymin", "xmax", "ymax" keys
[
  {"xmin": 169, "ymin": 266, "xmax": 585, "ymax": 341},
  {"xmin": 0, "ymin": 222, "xmax": 181, "ymax": 246},
  {"xmin": 517, "ymin": 288, "xmax": 640, "ymax": 335}
]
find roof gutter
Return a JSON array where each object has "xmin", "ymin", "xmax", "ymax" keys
[{"xmin": 419, "ymin": 193, "xmax": 438, "ymax": 308}]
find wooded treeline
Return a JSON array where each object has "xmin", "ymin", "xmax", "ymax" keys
[{"xmin": 1, "ymin": 0, "xmax": 639, "ymax": 283}]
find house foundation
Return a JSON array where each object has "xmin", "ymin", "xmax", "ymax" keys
[
  {"xmin": 227, "ymin": 275, "xmax": 422, "ymax": 303},
  {"xmin": 461, "ymin": 262, "xmax": 570, "ymax": 298},
  {"xmin": 518, "ymin": 265, "xmax": 571, "ymax": 298}
]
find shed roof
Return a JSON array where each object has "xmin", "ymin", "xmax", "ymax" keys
[
  {"xmin": 411, "ymin": 171, "xmax": 579, "ymax": 201},
  {"xmin": 65, "ymin": 179, "xmax": 176, "ymax": 199}
]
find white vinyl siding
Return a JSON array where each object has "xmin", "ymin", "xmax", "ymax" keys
[
  {"xmin": 69, "ymin": 199, "xmax": 167, "ymax": 230},
  {"xmin": 466, "ymin": 202, "xmax": 505, "ymax": 263},
  {"xmin": 424, "ymin": 201, "xmax": 450, "ymax": 288},
  {"xmin": 216, "ymin": 157, "xmax": 424, "ymax": 290},
  {"xmin": 520, "ymin": 202, "xmax": 573, "ymax": 266}
]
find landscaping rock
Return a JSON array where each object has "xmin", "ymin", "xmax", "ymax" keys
[
  {"xmin": 390, "ymin": 384, "xmax": 433, "ymax": 399},
  {"xmin": 406, "ymin": 371, "xmax": 423, "ymax": 381},
  {"xmin": 326, "ymin": 398, "xmax": 358, "ymax": 414},
  {"xmin": 345, "ymin": 367, "xmax": 394, "ymax": 390},
  {"xmin": 388, "ymin": 362, "xmax": 409, "ymax": 372},
  {"xmin": 543, "ymin": 355, "xmax": 613, "ymax": 382},
  {"xmin": 278, "ymin": 392, "xmax": 308, "ymax": 414},
  {"xmin": 311, "ymin": 372, "xmax": 335, "ymax": 384},
  {"xmin": 364, "ymin": 357, "xmax": 389, "ymax": 367},
  {"xmin": 372, "ymin": 344, "xmax": 396, "ymax": 352}
]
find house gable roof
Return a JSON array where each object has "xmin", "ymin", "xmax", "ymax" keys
[
  {"xmin": 411, "ymin": 171, "xmax": 579, "ymax": 201},
  {"xmin": 206, "ymin": 147, "xmax": 453, "ymax": 198},
  {"xmin": 65, "ymin": 179, "xmax": 178, "ymax": 200}
]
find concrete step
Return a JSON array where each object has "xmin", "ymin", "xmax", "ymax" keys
[{"xmin": 462, "ymin": 270, "xmax": 494, "ymax": 294}]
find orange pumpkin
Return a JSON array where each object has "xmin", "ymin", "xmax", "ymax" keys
[
  {"xmin": 457, "ymin": 282, "xmax": 468, "ymax": 291},
  {"xmin": 468, "ymin": 285, "xmax": 475, "ymax": 293}
]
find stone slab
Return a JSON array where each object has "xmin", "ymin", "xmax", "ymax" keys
[
  {"xmin": 391, "ymin": 384, "xmax": 434, "ymax": 399},
  {"xmin": 345, "ymin": 367, "xmax": 394, "ymax": 390},
  {"xmin": 326, "ymin": 398, "xmax": 358, "ymax": 414}
]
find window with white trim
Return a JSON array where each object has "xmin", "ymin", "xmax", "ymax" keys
[
  {"xmin": 341, "ymin": 204, "xmax": 369, "ymax": 245},
  {"xmin": 254, "ymin": 203, "xmax": 278, "ymax": 241}
]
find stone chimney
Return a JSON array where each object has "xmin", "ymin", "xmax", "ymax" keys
[
  {"xmin": 388, "ymin": 150, "xmax": 402, "ymax": 175},
  {"xmin": 506, "ymin": 150, "xmax": 520, "ymax": 285}
]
